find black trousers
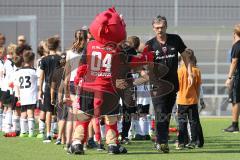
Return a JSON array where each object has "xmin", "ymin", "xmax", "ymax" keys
[
  {"xmin": 152, "ymin": 92, "xmax": 176, "ymax": 144},
  {"xmin": 121, "ymin": 104, "xmax": 136, "ymax": 139},
  {"xmin": 177, "ymin": 104, "xmax": 200, "ymax": 145}
]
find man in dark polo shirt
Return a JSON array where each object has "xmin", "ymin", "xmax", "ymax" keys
[
  {"xmin": 146, "ymin": 15, "xmax": 193, "ymax": 153},
  {"xmin": 224, "ymin": 24, "xmax": 240, "ymax": 133}
]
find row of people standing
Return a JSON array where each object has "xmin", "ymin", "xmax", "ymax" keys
[{"xmin": 0, "ymin": 13, "xmax": 205, "ymax": 154}]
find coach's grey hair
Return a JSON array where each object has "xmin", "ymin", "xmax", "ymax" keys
[{"xmin": 152, "ymin": 15, "xmax": 167, "ymax": 26}]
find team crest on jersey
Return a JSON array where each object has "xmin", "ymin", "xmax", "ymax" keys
[{"xmin": 162, "ymin": 46, "xmax": 167, "ymax": 53}]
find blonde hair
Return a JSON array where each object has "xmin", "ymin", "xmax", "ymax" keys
[
  {"xmin": 7, "ymin": 43, "xmax": 17, "ymax": 55},
  {"xmin": 234, "ymin": 24, "xmax": 240, "ymax": 37}
]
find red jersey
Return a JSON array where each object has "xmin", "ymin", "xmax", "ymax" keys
[
  {"xmin": 75, "ymin": 42, "xmax": 154, "ymax": 93},
  {"xmin": 81, "ymin": 40, "xmax": 118, "ymax": 93}
]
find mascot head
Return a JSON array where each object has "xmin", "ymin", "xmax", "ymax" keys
[{"xmin": 89, "ymin": 7, "xmax": 126, "ymax": 44}]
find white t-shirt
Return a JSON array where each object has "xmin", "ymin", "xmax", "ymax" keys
[
  {"xmin": 0, "ymin": 59, "xmax": 4, "ymax": 89},
  {"xmin": 133, "ymin": 73, "xmax": 151, "ymax": 106},
  {"xmin": 66, "ymin": 50, "xmax": 83, "ymax": 82},
  {"xmin": 15, "ymin": 67, "xmax": 38, "ymax": 106},
  {"xmin": 2, "ymin": 59, "xmax": 16, "ymax": 92},
  {"xmin": 136, "ymin": 84, "xmax": 151, "ymax": 105}
]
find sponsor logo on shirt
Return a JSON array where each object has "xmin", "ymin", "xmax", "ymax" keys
[{"xmin": 155, "ymin": 54, "xmax": 175, "ymax": 60}]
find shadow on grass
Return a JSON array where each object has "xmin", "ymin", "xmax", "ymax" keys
[{"xmin": 125, "ymin": 149, "xmax": 240, "ymax": 155}]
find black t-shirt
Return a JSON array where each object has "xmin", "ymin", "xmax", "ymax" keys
[
  {"xmin": 231, "ymin": 40, "xmax": 240, "ymax": 72},
  {"xmin": 146, "ymin": 33, "xmax": 187, "ymax": 92},
  {"xmin": 40, "ymin": 54, "xmax": 62, "ymax": 89}
]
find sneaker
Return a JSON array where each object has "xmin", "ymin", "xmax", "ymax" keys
[
  {"xmin": 132, "ymin": 134, "xmax": 145, "ymax": 140},
  {"xmin": 87, "ymin": 138, "xmax": 97, "ymax": 148},
  {"xmin": 36, "ymin": 133, "xmax": 44, "ymax": 139},
  {"xmin": 55, "ymin": 138, "xmax": 61, "ymax": 145},
  {"xmin": 16, "ymin": 130, "xmax": 20, "ymax": 136},
  {"xmin": 120, "ymin": 138, "xmax": 130, "ymax": 145},
  {"xmin": 64, "ymin": 143, "xmax": 71, "ymax": 151},
  {"xmin": 155, "ymin": 143, "xmax": 169, "ymax": 153},
  {"xmin": 28, "ymin": 133, "xmax": 35, "ymax": 138},
  {"xmin": 53, "ymin": 133, "xmax": 58, "ymax": 140},
  {"xmin": 97, "ymin": 144, "xmax": 105, "ymax": 151},
  {"xmin": 145, "ymin": 135, "xmax": 151, "ymax": 140},
  {"xmin": 108, "ymin": 144, "xmax": 127, "ymax": 154},
  {"xmin": 43, "ymin": 136, "xmax": 52, "ymax": 143},
  {"xmin": 176, "ymin": 144, "xmax": 185, "ymax": 150},
  {"xmin": 20, "ymin": 133, "xmax": 28, "ymax": 138},
  {"xmin": 149, "ymin": 129, "xmax": 155, "ymax": 138},
  {"xmin": 186, "ymin": 142, "xmax": 196, "ymax": 149},
  {"xmin": 68, "ymin": 143, "xmax": 84, "ymax": 155},
  {"xmin": 223, "ymin": 125, "xmax": 239, "ymax": 133},
  {"xmin": 4, "ymin": 132, "xmax": 17, "ymax": 137},
  {"xmin": 83, "ymin": 144, "xmax": 87, "ymax": 151}
]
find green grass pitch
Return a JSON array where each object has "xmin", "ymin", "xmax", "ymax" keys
[{"xmin": 0, "ymin": 118, "xmax": 240, "ymax": 160}]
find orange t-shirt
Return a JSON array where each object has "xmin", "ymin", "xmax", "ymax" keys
[{"xmin": 177, "ymin": 65, "xmax": 202, "ymax": 105}]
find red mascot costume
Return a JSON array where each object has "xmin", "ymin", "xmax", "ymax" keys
[{"xmin": 69, "ymin": 7, "xmax": 128, "ymax": 155}]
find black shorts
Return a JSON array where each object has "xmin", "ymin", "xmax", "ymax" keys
[
  {"xmin": 229, "ymin": 73, "xmax": 240, "ymax": 103},
  {"xmin": 1, "ymin": 90, "xmax": 16, "ymax": 106},
  {"xmin": 42, "ymin": 89, "xmax": 55, "ymax": 113},
  {"xmin": 0, "ymin": 88, "xmax": 2, "ymax": 100},
  {"xmin": 57, "ymin": 104, "xmax": 69, "ymax": 120},
  {"xmin": 121, "ymin": 103, "xmax": 137, "ymax": 114},
  {"xmin": 137, "ymin": 104, "xmax": 150, "ymax": 114},
  {"xmin": 21, "ymin": 104, "xmax": 36, "ymax": 112},
  {"xmin": 79, "ymin": 89, "xmax": 120, "ymax": 117}
]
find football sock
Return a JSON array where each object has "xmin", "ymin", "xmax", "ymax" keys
[
  {"xmin": 2, "ymin": 112, "xmax": 6, "ymax": 132},
  {"xmin": 105, "ymin": 122, "xmax": 119, "ymax": 144},
  {"xmin": 0, "ymin": 109, "xmax": 3, "ymax": 130},
  {"xmin": 28, "ymin": 118, "xmax": 35, "ymax": 134},
  {"xmin": 117, "ymin": 120, "xmax": 122, "ymax": 133},
  {"xmin": 73, "ymin": 120, "xmax": 90, "ymax": 144},
  {"xmin": 39, "ymin": 119, "xmax": 45, "ymax": 134},
  {"xmin": 6, "ymin": 110, "xmax": 13, "ymax": 132},
  {"xmin": 20, "ymin": 118, "xmax": 28, "ymax": 134},
  {"xmin": 134, "ymin": 119, "xmax": 141, "ymax": 135},
  {"xmin": 13, "ymin": 115, "xmax": 20, "ymax": 132},
  {"xmin": 100, "ymin": 125, "xmax": 105, "ymax": 139},
  {"xmin": 139, "ymin": 116, "xmax": 150, "ymax": 135},
  {"xmin": 128, "ymin": 118, "xmax": 137, "ymax": 138}
]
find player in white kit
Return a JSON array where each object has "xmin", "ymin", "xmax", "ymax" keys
[{"xmin": 15, "ymin": 51, "xmax": 37, "ymax": 137}]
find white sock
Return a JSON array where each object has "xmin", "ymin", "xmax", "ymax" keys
[
  {"xmin": 20, "ymin": 118, "xmax": 28, "ymax": 134},
  {"xmin": 52, "ymin": 122, "xmax": 58, "ymax": 134},
  {"xmin": 147, "ymin": 115, "xmax": 152, "ymax": 134},
  {"xmin": 134, "ymin": 119, "xmax": 142, "ymax": 135},
  {"xmin": 139, "ymin": 116, "xmax": 150, "ymax": 135},
  {"xmin": 100, "ymin": 125, "xmax": 105, "ymax": 139},
  {"xmin": 47, "ymin": 132, "xmax": 51, "ymax": 138},
  {"xmin": 117, "ymin": 120, "xmax": 122, "ymax": 133},
  {"xmin": 2, "ymin": 113, "xmax": 6, "ymax": 132},
  {"xmin": 28, "ymin": 118, "xmax": 35, "ymax": 134},
  {"xmin": 128, "ymin": 118, "xmax": 138, "ymax": 138},
  {"xmin": 5, "ymin": 110, "xmax": 13, "ymax": 132},
  {"xmin": 39, "ymin": 119, "xmax": 45, "ymax": 134},
  {"xmin": 13, "ymin": 116, "xmax": 20, "ymax": 132},
  {"xmin": 51, "ymin": 118, "xmax": 58, "ymax": 135},
  {"xmin": 0, "ymin": 109, "xmax": 3, "ymax": 130}
]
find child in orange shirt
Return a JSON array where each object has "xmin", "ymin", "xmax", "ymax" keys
[{"xmin": 176, "ymin": 50, "xmax": 202, "ymax": 149}]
